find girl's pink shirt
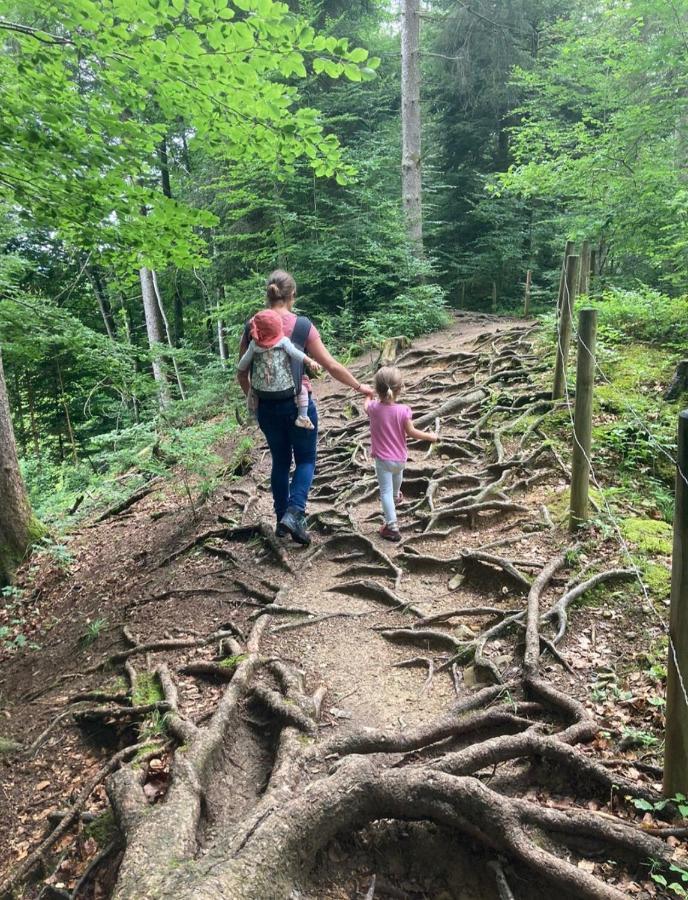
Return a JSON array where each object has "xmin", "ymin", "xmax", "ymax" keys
[{"xmin": 366, "ymin": 400, "xmax": 412, "ymax": 462}]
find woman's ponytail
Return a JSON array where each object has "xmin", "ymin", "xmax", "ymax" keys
[{"xmin": 266, "ymin": 270, "xmax": 296, "ymax": 306}]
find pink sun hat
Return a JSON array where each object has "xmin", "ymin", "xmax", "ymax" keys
[{"xmin": 250, "ymin": 309, "xmax": 285, "ymax": 348}]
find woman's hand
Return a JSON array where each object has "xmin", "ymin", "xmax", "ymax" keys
[{"xmin": 357, "ymin": 383, "xmax": 375, "ymax": 398}]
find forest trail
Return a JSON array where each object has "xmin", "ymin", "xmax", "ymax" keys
[{"xmin": 0, "ymin": 313, "xmax": 675, "ymax": 900}]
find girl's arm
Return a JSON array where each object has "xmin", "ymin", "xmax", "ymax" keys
[
  {"xmin": 281, "ymin": 338, "xmax": 322, "ymax": 373},
  {"xmin": 237, "ymin": 341, "xmax": 256, "ymax": 372},
  {"xmin": 306, "ymin": 332, "xmax": 373, "ymax": 396},
  {"xmin": 404, "ymin": 418, "xmax": 439, "ymax": 443}
]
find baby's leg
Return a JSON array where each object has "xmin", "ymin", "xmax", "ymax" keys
[{"xmin": 295, "ymin": 385, "xmax": 314, "ymax": 429}]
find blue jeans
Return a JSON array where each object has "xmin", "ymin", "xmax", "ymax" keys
[{"xmin": 256, "ymin": 396, "xmax": 318, "ymax": 520}]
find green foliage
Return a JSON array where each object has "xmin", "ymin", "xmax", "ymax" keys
[
  {"xmin": 633, "ymin": 794, "xmax": 688, "ymax": 817},
  {"xmin": 590, "ymin": 289, "xmax": 688, "ymax": 348},
  {"xmin": 500, "ymin": 0, "xmax": 688, "ymax": 289},
  {"xmin": 78, "ymin": 617, "xmax": 108, "ymax": 648},
  {"xmin": 360, "ymin": 284, "xmax": 450, "ymax": 345},
  {"xmin": 650, "ymin": 860, "xmax": 688, "ymax": 897}
]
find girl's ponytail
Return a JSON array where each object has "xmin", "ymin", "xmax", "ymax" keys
[{"xmin": 374, "ymin": 366, "xmax": 403, "ymax": 404}]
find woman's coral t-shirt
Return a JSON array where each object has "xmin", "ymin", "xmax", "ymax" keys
[{"xmin": 243, "ymin": 310, "xmax": 320, "ymax": 393}]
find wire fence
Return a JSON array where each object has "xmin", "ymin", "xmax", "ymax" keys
[{"xmin": 554, "ymin": 270, "xmax": 688, "ymax": 715}]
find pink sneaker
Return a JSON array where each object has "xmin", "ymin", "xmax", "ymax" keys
[{"xmin": 379, "ymin": 523, "xmax": 402, "ymax": 543}]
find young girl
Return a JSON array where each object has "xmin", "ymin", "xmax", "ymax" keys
[{"xmin": 365, "ymin": 366, "xmax": 438, "ymax": 542}]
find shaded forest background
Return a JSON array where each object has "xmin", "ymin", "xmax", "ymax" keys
[{"xmin": 2, "ymin": 0, "xmax": 688, "ymax": 529}]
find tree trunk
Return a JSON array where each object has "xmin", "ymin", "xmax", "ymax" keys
[
  {"xmin": 26, "ymin": 377, "xmax": 40, "ymax": 458},
  {"xmin": 151, "ymin": 270, "xmax": 186, "ymax": 400},
  {"xmin": 159, "ymin": 138, "xmax": 185, "ymax": 347},
  {"xmin": 55, "ymin": 359, "xmax": 78, "ymax": 464},
  {"xmin": 87, "ymin": 266, "xmax": 117, "ymax": 340},
  {"xmin": 139, "ymin": 266, "xmax": 171, "ymax": 408},
  {"xmin": 401, "ymin": 0, "xmax": 423, "ymax": 254},
  {"xmin": 0, "ymin": 348, "xmax": 40, "ymax": 587}
]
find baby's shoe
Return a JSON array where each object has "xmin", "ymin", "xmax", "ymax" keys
[{"xmin": 295, "ymin": 415, "xmax": 314, "ymax": 430}]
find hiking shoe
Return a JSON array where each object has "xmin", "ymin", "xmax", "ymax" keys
[
  {"xmin": 275, "ymin": 521, "xmax": 288, "ymax": 538},
  {"xmin": 295, "ymin": 415, "xmax": 314, "ymax": 430},
  {"xmin": 379, "ymin": 523, "xmax": 402, "ymax": 543},
  {"xmin": 280, "ymin": 506, "xmax": 311, "ymax": 546}
]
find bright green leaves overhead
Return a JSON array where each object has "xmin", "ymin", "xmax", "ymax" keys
[
  {"xmin": 499, "ymin": 0, "xmax": 688, "ymax": 285},
  {"xmin": 0, "ymin": 0, "xmax": 376, "ymax": 268}
]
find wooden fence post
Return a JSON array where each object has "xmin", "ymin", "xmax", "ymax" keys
[
  {"xmin": 552, "ymin": 254, "xmax": 580, "ymax": 401},
  {"xmin": 569, "ymin": 308, "xmax": 597, "ymax": 530},
  {"xmin": 523, "ymin": 269, "xmax": 532, "ymax": 317},
  {"xmin": 579, "ymin": 240, "xmax": 591, "ymax": 296},
  {"xmin": 491, "ymin": 280, "xmax": 497, "ymax": 314},
  {"xmin": 556, "ymin": 240, "xmax": 575, "ymax": 318},
  {"xmin": 664, "ymin": 409, "xmax": 688, "ymax": 796}
]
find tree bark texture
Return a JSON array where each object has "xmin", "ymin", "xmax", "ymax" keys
[
  {"xmin": 401, "ymin": 0, "xmax": 423, "ymax": 254},
  {"xmin": 0, "ymin": 348, "xmax": 40, "ymax": 586},
  {"xmin": 139, "ymin": 266, "xmax": 171, "ymax": 408}
]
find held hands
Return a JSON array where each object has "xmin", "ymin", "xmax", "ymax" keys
[{"xmin": 357, "ymin": 383, "xmax": 375, "ymax": 398}]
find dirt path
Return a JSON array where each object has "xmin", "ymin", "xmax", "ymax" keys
[{"xmin": 0, "ymin": 313, "xmax": 676, "ymax": 899}]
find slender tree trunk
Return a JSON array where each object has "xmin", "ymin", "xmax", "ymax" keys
[
  {"xmin": 159, "ymin": 138, "xmax": 185, "ymax": 346},
  {"xmin": 24, "ymin": 377, "xmax": 41, "ymax": 458},
  {"xmin": 12, "ymin": 371, "xmax": 27, "ymax": 454},
  {"xmin": 55, "ymin": 359, "xmax": 78, "ymax": 464},
  {"xmin": 0, "ymin": 348, "xmax": 40, "ymax": 586},
  {"xmin": 139, "ymin": 266, "xmax": 171, "ymax": 408},
  {"xmin": 151, "ymin": 270, "xmax": 186, "ymax": 400},
  {"xmin": 217, "ymin": 304, "xmax": 227, "ymax": 369},
  {"xmin": 401, "ymin": 0, "xmax": 423, "ymax": 254},
  {"xmin": 87, "ymin": 266, "xmax": 117, "ymax": 340}
]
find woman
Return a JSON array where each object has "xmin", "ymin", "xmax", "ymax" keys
[{"xmin": 237, "ymin": 270, "xmax": 373, "ymax": 546}]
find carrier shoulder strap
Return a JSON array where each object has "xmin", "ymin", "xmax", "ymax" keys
[{"xmin": 290, "ymin": 316, "xmax": 312, "ymax": 395}]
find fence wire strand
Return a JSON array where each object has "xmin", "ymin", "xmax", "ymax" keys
[{"xmin": 554, "ymin": 274, "xmax": 688, "ymax": 715}]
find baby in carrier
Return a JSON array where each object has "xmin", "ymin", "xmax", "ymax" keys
[{"xmin": 238, "ymin": 309, "xmax": 321, "ymax": 429}]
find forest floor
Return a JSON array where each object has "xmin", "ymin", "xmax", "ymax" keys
[{"xmin": 0, "ymin": 312, "xmax": 681, "ymax": 900}]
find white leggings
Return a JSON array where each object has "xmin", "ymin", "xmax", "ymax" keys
[{"xmin": 375, "ymin": 458, "xmax": 405, "ymax": 526}]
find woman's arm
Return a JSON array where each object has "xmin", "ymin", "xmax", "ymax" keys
[
  {"xmin": 307, "ymin": 333, "xmax": 373, "ymax": 396},
  {"xmin": 404, "ymin": 418, "xmax": 439, "ymax": 443},
  {"xmin": 237, "ymin": 331, "xmax": 251, "ymax": 396}
]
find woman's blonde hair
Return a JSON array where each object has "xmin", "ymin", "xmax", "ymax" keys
[{"xmin": 374, "ymin": 366, "xmax": 403, "ymax": 404}]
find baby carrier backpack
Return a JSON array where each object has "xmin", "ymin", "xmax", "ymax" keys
[{"xmin": 243, "ymin": 315, "xmax": 311, "ymax": 401}]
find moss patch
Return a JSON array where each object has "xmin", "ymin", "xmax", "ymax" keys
[
  {"xmin": 641, "ymin": 561, "xmax": 671, "ymax": 601},
  {"xmin": 219, "ymin": 654, "xmax": 247, "ymax": 669},
  {"xmin": 132, "ymin": 672, "xmax": 164, "ymax": 707},
  {"xmin": 84, "ymin": 810, "xmax": 117, "ymax": 848},
  {"xmin": 621, "ymin": 517, "xmax": 673, "ymax": 556},
  {"xmin": 0, "ymin": 736, "xmax": 23, "ymax": 754}
]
